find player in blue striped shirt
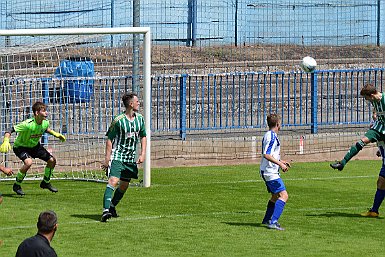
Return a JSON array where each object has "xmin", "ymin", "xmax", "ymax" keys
[
  {"xmin": 331, "ymin": 84, "xmax": 385, "ymax": 171},
  {"xmin": 260, "ymin": 114, "xmax": 291, "ymax": 230}
]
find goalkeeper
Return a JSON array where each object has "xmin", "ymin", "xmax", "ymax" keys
[{"xmin": 0, "ymin": 101, "xmax": 66, "ymax": 196}]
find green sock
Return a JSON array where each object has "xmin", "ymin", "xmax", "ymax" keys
[
  {"xmin": 43, "ymin": 167, "xmax": 54, "ymax": 183},
  {"xmin": 103, "ymin": 184, "xmax": 115, "ymax": 209},
  {"xmin": 111, "ymin": 188, "xmax": 126, "ymax": 207},
  {"xmin": 15, "ymin": 171, "xmax": 26, "ymax": 185},
  {"xmin": 341, "ymin": 141, "xmax": 364, "ymax": 166}
]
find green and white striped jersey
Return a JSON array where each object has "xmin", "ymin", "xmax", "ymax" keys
[
  {"xmin": 371, "ymin": 93, "xmax": 385, "ymax": 134},
  {"xmin": 106, "ymin": 112, "xmax": 146, "ymax": 163}
]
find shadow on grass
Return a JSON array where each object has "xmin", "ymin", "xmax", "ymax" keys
[
  {"xmin": 1, "ymin": 193, "xmax": 27, "ymax": 198},
  {"xmin": 223, "ymin": 222, "xmax": 267, "ymax": 228},
  {"xmin": 71, "ymin": 214, "xmax": 101, "ymax": 221},
  {"xmin": 306, "ymin": 212, "xmax": 384, "ymax": 219}
]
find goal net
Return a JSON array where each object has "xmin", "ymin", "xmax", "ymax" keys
[{"xmin": 0, "ymin": 27, "xmax": 151, "ymax": 187}]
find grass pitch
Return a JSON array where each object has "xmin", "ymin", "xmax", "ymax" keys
[{"xmin": 0, "ymin": 160, "xmax": 384, "ymax": 257}]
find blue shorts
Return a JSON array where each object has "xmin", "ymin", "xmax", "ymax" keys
[{"xmin": 265, "ymin": 178, "xmax": 286, "ymax": 194}]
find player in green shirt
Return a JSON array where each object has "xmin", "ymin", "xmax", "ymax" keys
[
  {"xmin": 101, "ymin": 93, "xmax": 147, "ymax": 222},
  {"xmin": 0, "ymin": 101, "xmax": 66, "ymax": 195},
  {"xmin": 331, "ymin": 83, "xmax": 385, "ymax": 170}
]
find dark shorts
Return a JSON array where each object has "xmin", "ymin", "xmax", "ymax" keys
[
  {"xmin": 364, "ymin": 129, "xmax": 385, "ymax": 143},
  {"xmin": 380, "ymin": 166, "xmax": 385, "ymax": 178},
  {"xmin": 108, "ymin": 160, "xmax": 138, "ymax": 181},
  {"xmin": 13, "ymin": 144, "xmax": 53, "ymax": 162}
]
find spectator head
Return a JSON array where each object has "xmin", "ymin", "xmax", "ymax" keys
[{"xmin": 37, "ymin": 210, "xmax": 58, "ymax": 234}]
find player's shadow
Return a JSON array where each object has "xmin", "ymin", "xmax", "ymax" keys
[
  {"xmin": 306, "ymin": 212, "xmax": 384, "ymax": 219},
  {"xmin": 223, "ymin": 222, "xmax": 265, "ymax": 228},
  {"xmin": 1, "ymin": 193, "xmax": 26, "ymax": 198},
  {"xmin": 71, "ymin": 214, "xmax": 101, "ymax": 221}
]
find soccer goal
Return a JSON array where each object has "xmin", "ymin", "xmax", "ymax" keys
[{"xmin": 0, "ymin": 27, "xmax": 152, "ymax": 187}]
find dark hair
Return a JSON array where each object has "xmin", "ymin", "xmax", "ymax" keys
[
  {"xmin": 122, "ymin": 93, "xmax": 137, "ymax": 108},
  {"xmin": 32, "ymin": 102, "xmax": 47, "ymax": 115},
  {"xmin": 360, "ymin": 84, "xmax": 377, "ymax": 97},
  {"xmin": 267, "ymin": 114, "xmax": 280, "ymax": 129},
  {"xmin": 37, "ymin": 210, "xmax": 57, "ymax": 233}
]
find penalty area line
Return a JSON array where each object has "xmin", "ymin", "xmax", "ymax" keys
[{"xmin": 152, "ymin": 174, "xmax": 377, "ymax": 187}]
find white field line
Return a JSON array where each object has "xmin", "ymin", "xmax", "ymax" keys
[
  {"xmin": 0, "ymin": 206, "xmax": 365, "ymax": 231},
  {"xmin": 0, "ymin": 175, "xmax": 377, "ymax": 189},
  {"xmin": 151, "ymin": 174, "xmax": 377, "ymax": 187}
]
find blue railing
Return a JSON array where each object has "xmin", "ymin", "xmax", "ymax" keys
[
  {"xmin": 154, "ymin": 68, "xmax": 383, "ymax": 138},
  {"xmin": 1, "ymin": 68, "xmax": 383, "ymax": 139}
]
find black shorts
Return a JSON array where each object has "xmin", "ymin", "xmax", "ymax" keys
[{"xmin": 13, "ymin": 144, "xmax": 53, "ymax": 162}]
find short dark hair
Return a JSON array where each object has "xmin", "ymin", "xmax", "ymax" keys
[
  {"xmin": 360, "ymin": 84, "xmax": 377, "ymax": 97},
  {"xmin": 267, "ymin": 114, "xmax": 280, "ymax": 129},
  {"xmin": 122, "ymin": 93, "xmax": 137, "ymax": 108},
  {"xmin": 32, "ymin": 102, "xmax": 47, "ymax": 115},
  {"xmin": 37, "ymin": 210, "xmax": 57, "ymax": 233}
]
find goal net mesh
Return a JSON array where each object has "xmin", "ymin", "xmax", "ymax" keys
[{"xmin": 0, "ymin": 31, "xmax": 144, "ymax": 183}]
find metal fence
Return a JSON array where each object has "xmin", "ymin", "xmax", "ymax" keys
[
  {"xmin": 153, "ymin": 68, "xmax": 382, "ymax": 138},
  {"xmin": 1, "ymin": 1, "xmax": 384, "ymax": 74},
  {"xmin": 2, "ymin": 68, "xmax": 380, "ymax": 139}
]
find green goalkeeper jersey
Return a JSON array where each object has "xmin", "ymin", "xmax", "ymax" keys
[
  {"xmin": 13, "ymin": 118, "xmax": 49, "ymax": 148},
  {"xmin": 106, "ymin": 112, "xmax": 146, "ymax": 163},
  {"xmin": 371, "ymin": 93, "xmax": 385, "ymax": 134}
]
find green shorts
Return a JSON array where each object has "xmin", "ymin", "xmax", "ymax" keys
[
  {"xmin": 109, "ymin": 160, "xmax": 138, "ymax": 181},
  {"xmin": 364, "ymin": 129, "xmax": 385, "ymax": 143}
]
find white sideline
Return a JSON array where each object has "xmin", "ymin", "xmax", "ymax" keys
[{"xmin": 0, "ymin": 206, "xmax": 367, "ymax": 231}]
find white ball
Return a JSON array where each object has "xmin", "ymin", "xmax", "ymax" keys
[{"xmin": 301, "ymin": 56, "xmax": 317, "ymax": 73}]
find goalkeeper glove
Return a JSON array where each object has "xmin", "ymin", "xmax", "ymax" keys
[
  {"xmin": 51, "ymin": 131, "xmax": 66, "ymax": 142},
  {"xmin": 0, "ymin": 137, "xmax": 11, "ymax": 153}
]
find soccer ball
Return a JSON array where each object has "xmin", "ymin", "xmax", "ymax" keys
[{"xmin": 300, "ymin": 56, "xmax": 317, "ymax": 73}]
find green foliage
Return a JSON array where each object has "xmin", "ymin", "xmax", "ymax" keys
[{"xmin": 0, "ymin": 160, "xmax": 384, "ymax": 257}]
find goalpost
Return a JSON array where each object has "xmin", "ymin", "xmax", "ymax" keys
[{"xmin": 0, "ymin": 27, "xmax": 152, "ymax": 187}]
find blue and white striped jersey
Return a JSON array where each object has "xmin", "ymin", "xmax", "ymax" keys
[{"xmin": 260, "ymin": 130, "xmax": 281, "ymax": 181}]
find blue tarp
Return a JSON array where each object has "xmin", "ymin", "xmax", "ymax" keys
[{"xmin": 54, "ymin": 57, "xmax": 94, "ymax": 103}]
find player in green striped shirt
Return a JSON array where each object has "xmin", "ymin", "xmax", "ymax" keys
[
  {"xmin": 0, "ymin": 101, "xmax": 66, "ymax": 195},
  {"xmin": 101, "ymin": 93, "xmax": 147, "ymax": 222},
  {"xmin": 331, "ymin": 83, "xmax": 385, "ymax": 171}
]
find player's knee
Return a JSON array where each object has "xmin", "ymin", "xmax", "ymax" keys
[
  {"xmin": 378, "ymin": 176, "xmax": 385, "ymax": 190},
  {"xmin": 108, "ymin": 177, "xmax": 119, "ymax": 187},
  {"xmin": 23, "ymin": 158, "xmax": 33, "ymax": 167},
  {"xmin": 47, "ymin": 157, "xmax": 56, "ymax": 167},
  {"xmin": 119, "ymin": 183, "xmax": 129, "ymax": 191},
  {"xmin": 0, "ymin": 196, "xmax": 3, "ymax": 205},
  {"xmin": 279, "ymin": 191, "xmax": 288, "ymax": 202}
]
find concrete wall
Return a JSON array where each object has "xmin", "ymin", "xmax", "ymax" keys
[{"xmin": 151, "ymin": 132, "xmax": 378, "ymax": 168}]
